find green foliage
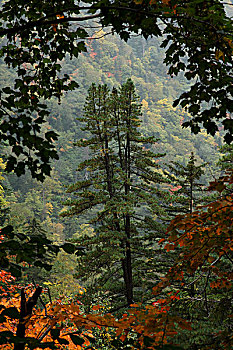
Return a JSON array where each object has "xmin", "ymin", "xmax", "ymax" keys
[
  {"xmin": 0, "ymin": 0, "xmax": 82, "ymax": 179},
  {"xmin": 0, "ymin": 2, "xmax": 232, "ymax": 348},
  {"xmin": 3, "ymin": 29, "xmax": 222, "ymax": 244},
  {"xmin": 0, "ymin": 0, "xmax": 232, "ymax": 181},
  {"xmin": 217, "ymin": 144, "xmax": 233, "ymax": 171},
  {"xmin": 164, "ymin": 152, "xmax": 206, "ymax": 217},
  {"xmin": 0, "ymin": 158, "xmax": 9, "ymax": 226},
  {"xmin": 0, "ymin": 221, "xmax": 59, "ymax": 278},
  {"xmin": 155, "ymin": 168, "xmax": 233, "ymax": 350},
  {"xmin": 62, "ymin": 79, "xmax": 168, "ymax": 307}
]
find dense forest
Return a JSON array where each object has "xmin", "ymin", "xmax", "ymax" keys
[
  {"xmin": 0, "ymin": 1, "xmax": 232, "ymax": 350},
  {"xmin": 4, "ymin": 31, "xmax": 224, "ymax": 237}
]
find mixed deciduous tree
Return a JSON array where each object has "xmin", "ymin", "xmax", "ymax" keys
[
  {"xmin": 0, "ymin": 96, "xmax": 232, "ymax": 350},
  {"xmin": 62, "ymin": 79, "xmax": 167, "ymax": 308},
  {"xmin": 156, "ymin": 168, "xmax": 233, "ymax": 349},
  {"xmin": 0, "ymin": 1, "xmax": 232, "ymax": 347},
  {"xmin": 162, "ymin": 153, "xmax": 207, "ymax": 299},
  {"xmin": 0, "ymin": 282, "xmax": 187, "ymax": 350}
]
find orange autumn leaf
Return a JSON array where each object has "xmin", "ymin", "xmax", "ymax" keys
[
  {"xmin": 178, "ymin": 319, "xmax": 192, "ymax": 331},
  {"xmin": 52, "ymin": 24, "xmax": 57, "ymax": 32},
  {"xmin": 92, "ymin": 304, "xmax": 101, "ymax": 311}
]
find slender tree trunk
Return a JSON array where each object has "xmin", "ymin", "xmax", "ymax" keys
[
  {"xmin": 14, "ymin": 287, "xmax": 42, "ymax": 350},
  {"xmin": 122, "ymin": 102, "xmax": 133, "ymax": 306},
  {"xmin": 124, "ymin": 214, "xmax": 133, "ymax": 305},
  {"xmin": 189, "ymin": 166, "xmax": 195, "ymax": 297},
  {"xmin": 190, "ymin": 173, "xmax": 193, "ymax": 214}
]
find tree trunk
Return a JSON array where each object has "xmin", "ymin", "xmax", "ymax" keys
[{"xmin": 14, "ymin": 286, "xmax": 42, "ymax": 350}]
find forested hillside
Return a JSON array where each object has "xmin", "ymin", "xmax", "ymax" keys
[
  {"xmin": 2, "ymin": 31, "xmax": 223, "ymax": 238},
  {"xmin": 0, "ymin": 1, "xmax": 232, "ymax": 349}
]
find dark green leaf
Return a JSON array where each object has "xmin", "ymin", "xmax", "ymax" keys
[
  {"xmin": 1, "ymin": 307, "xmax": 20, "ymax": 320},
  {"xmin": 70, "ymin": 334, "xmax": 85, "ymax": 346},
  {"xmin": 61, "ymin": 243, "xmax": 75, "ymax": 254}
]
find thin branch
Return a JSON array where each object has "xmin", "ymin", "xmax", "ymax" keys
[
  {"xmin": 185, "ymin": 270, "xmax": 208, "ymax": 287},
  {"xmin": 0, "ymin": 4, "xmax": 231, "ymax": 38},
  {"xmin": 47, "ymin": 286, "xmax": 52, "ymax": 304},
  {"xmin": 203, "ymin": 269, "xmax": 211, "ymax": 316},
  {"xmin": 224, "ymin": 250, "xmax": 233, "ymax": 264},
  {"xmin": 169, "ymin": 201, "xmax": 232, "ymax": 245},
  {"xmin": 0, "ymin": 14, "xmax": 101, "ymax": 36},
  {"xmin": 87, "ymin": 31, "xmax": 112, "ymax": 40},
  {"xmin": 32, "ymin": 279, "xmax": 48, "ymax": 317},
  {"xmin": 37, "ymin": 324, "xmax": 52, "ymax": 342},
  {"xmin": 161, "ymin": 315, "xmax": 168, "ymax": 346}
]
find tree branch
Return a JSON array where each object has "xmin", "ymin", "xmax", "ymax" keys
[
  {"xmin": 0, "ymin": 14, "xmax": 101, "ymax": 37},
  {"xmin": 14, "ymin": 286, "xmax": 42, "ymax": 350}
]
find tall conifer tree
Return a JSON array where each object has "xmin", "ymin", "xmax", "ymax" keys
[
  {"xmin": 164, "ymin": 153, "xmax": 206, "ymax": 217},
  {"xmin": 62, "ymin": 80, "xmax": 167, "ymax": 308},
  {"xmin": 217, "ymin": 145, "xmax": 233, "ymax": 173},
  {"xmin": 163, "ymin": 153, "xmax": 207, "ymax": 297}
]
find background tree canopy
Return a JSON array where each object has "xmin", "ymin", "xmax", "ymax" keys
[
  {"xmin": 0, "ymin": 0, "xmax": 232, "ymax": 178},
  {"xmin": 0, "ymin": 1, "xmax": 232, "ymax": 349}
]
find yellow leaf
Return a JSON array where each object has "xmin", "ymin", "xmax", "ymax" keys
[
  {"xmin": 223, "ymin": 37, "xmax": 233, "ymax": 48},
  {"xmin": 215, "ymin": 49, "xmax": 225, "ymax": 61}
]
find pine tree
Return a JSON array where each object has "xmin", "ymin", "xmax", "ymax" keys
[
  {"xmin": 18, "ymin": 218, "xmax": 57, "ymax": 285},
  {"xmin": 164, "ymin": 152, "xmax": 206, "ymax": 218},
  {"xmin": 217, "ymin": 144, "xmax": 233, "ymax": 172},
  {"xmin": 163, "ymin": 153, "xmax": 207, "ymax": 299},
  {"xmin": 62, "ymin": 80, "xmax": 167, "ymax": 308},
  {"xmin": 0, "ymin": 158, "xmax": 9, "ymax": 226}
]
